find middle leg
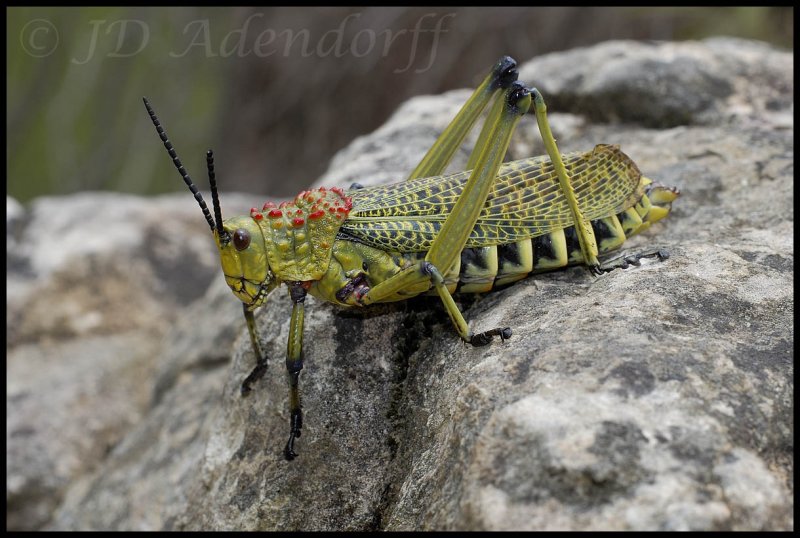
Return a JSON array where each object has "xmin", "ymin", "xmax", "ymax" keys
[{"xmin": 283, "ymin": 282, "xmax": 307, "ymax": 461}]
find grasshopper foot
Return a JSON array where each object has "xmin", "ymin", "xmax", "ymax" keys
[
  {"xmin": 596, "ymin": 248, "xmax": 671, "ymax": 274},
  {"xmin": 469, "ymin": 327, "xmax": 512, "ymax": 347},
  {"xmin": 241, "ymin": 357, "xmax": 269, "ymax": 396},
  {"xmin": 283, "ymin": 409, "xmax": 303, "ymax": 461}
]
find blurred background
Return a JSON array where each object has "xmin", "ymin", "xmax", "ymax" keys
[{"xmin": 7, "ymin": 6, "xmax": 793, "ymax": 203}]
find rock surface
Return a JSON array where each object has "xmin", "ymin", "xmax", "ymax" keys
[{"xmin": 7, "ymin": 38, "xmax": 792, "ymax": 531}]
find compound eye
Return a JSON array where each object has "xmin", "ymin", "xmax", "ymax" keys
[{"xmin": 233, "ymin": 228, "xmax": 251, "ymax": 251}]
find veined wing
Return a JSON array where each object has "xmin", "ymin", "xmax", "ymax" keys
[{"xmin": 340, "ymin": 144, "xmax": 646, "ymax": 252}]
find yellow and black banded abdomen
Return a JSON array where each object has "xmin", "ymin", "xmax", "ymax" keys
[
  {"xmin": 313, "ymin": 182, "xmax": 679, "ymax": 305},
  {"xmin": 427, "ymin": 184, "xmax": 679, "ymax": 295}
]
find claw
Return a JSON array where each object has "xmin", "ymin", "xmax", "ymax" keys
[
  {"xmin": 469, "ymin": 327, "xmax": 512, "ymax": 346},
  {"xmin": 625, "ymin": 255, "xmax": 641, "ymax": 266},
  {"xmin": 283, "ymin": 408, "xmax": 303, "ymax": 461},
  {"xmin": 470, "ymin": 332, "xmax": 492, "ymax": 346},
  {"xmin": 284, "ymin": 440, "xmax": 297, "ymax": 461},
  {"xmin": 597, "ymin": 247, "xmax": 672, "ymax": 274}
]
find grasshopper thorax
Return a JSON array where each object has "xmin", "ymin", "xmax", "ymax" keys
[
  {"xmin": 217, "ymin": 186, "xmax": 353, "ymax": 308},
  {"xmin": 241, "ymin": 187, "xmax": 353, "ymax": 285}
]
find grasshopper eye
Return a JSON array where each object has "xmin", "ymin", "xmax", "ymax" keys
[{"xmin": 233, "ymin": 229, "xmax": 251, "ymax": 251}]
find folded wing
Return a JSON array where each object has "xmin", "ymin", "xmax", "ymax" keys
[{"xmin": 340, "ymin": 144, "xmax": 645, "ymax": 253}]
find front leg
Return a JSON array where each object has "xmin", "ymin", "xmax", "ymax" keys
[
  {"xmin": 284, "ymin": 282, "xmax": 307, "ymax": 461},
  {"xmin": 241, "ymin": 304, "xmax": 268, "ymax": 395}
]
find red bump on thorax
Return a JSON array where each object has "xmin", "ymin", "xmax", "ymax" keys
[{"xmin": 249, "ymin": 185, "xmax": 353, "ymax": 281}]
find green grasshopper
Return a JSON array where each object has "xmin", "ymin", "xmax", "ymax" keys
[{"xmin": 144, "ymin": 56, "xmax": 679, "ymax": 461}]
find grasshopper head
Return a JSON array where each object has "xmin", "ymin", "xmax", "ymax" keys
[{"xmin": 216, "ymin": 216, "xmax": 277, "ymax": 308}]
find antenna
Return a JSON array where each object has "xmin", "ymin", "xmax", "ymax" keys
[
  {"xmin": 143, "ymin": 96, "xmax": 217, "ymax": 234},
  {"xmin": 206, "ymin": 149, "xmax": 226, "ymax": 240}
]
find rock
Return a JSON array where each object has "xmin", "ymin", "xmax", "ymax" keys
[
  {"xmin": 6, "ymin": 192, "xmax": 254, "ymax": 530},
  {"xmin": 516, "ymin": 37, "xmax": 793, "ymax": 128},
  {"xmin": 8, "ymin": 38, "xmax": 792, "ymax": 531},
  {"xmin": 316, "ymin": 91, "xmax": 476, "ymax": 189}
]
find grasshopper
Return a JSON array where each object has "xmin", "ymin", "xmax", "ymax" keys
[{"xmin": 144, "ymin": 56, "xmax": 679, "ymax": 461}]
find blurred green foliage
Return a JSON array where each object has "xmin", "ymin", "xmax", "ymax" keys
[{"xmin": 7, "ymin": 7, "xmax": 793, "ymax": 203}]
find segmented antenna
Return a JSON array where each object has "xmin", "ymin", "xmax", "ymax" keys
[
  {"xmin": 206, "ymin": 149, "xmax": 226, "ymax": 240},
  {"xmin": 142, "ymin": 96, "xmax": 217, "ymax": 234}
]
